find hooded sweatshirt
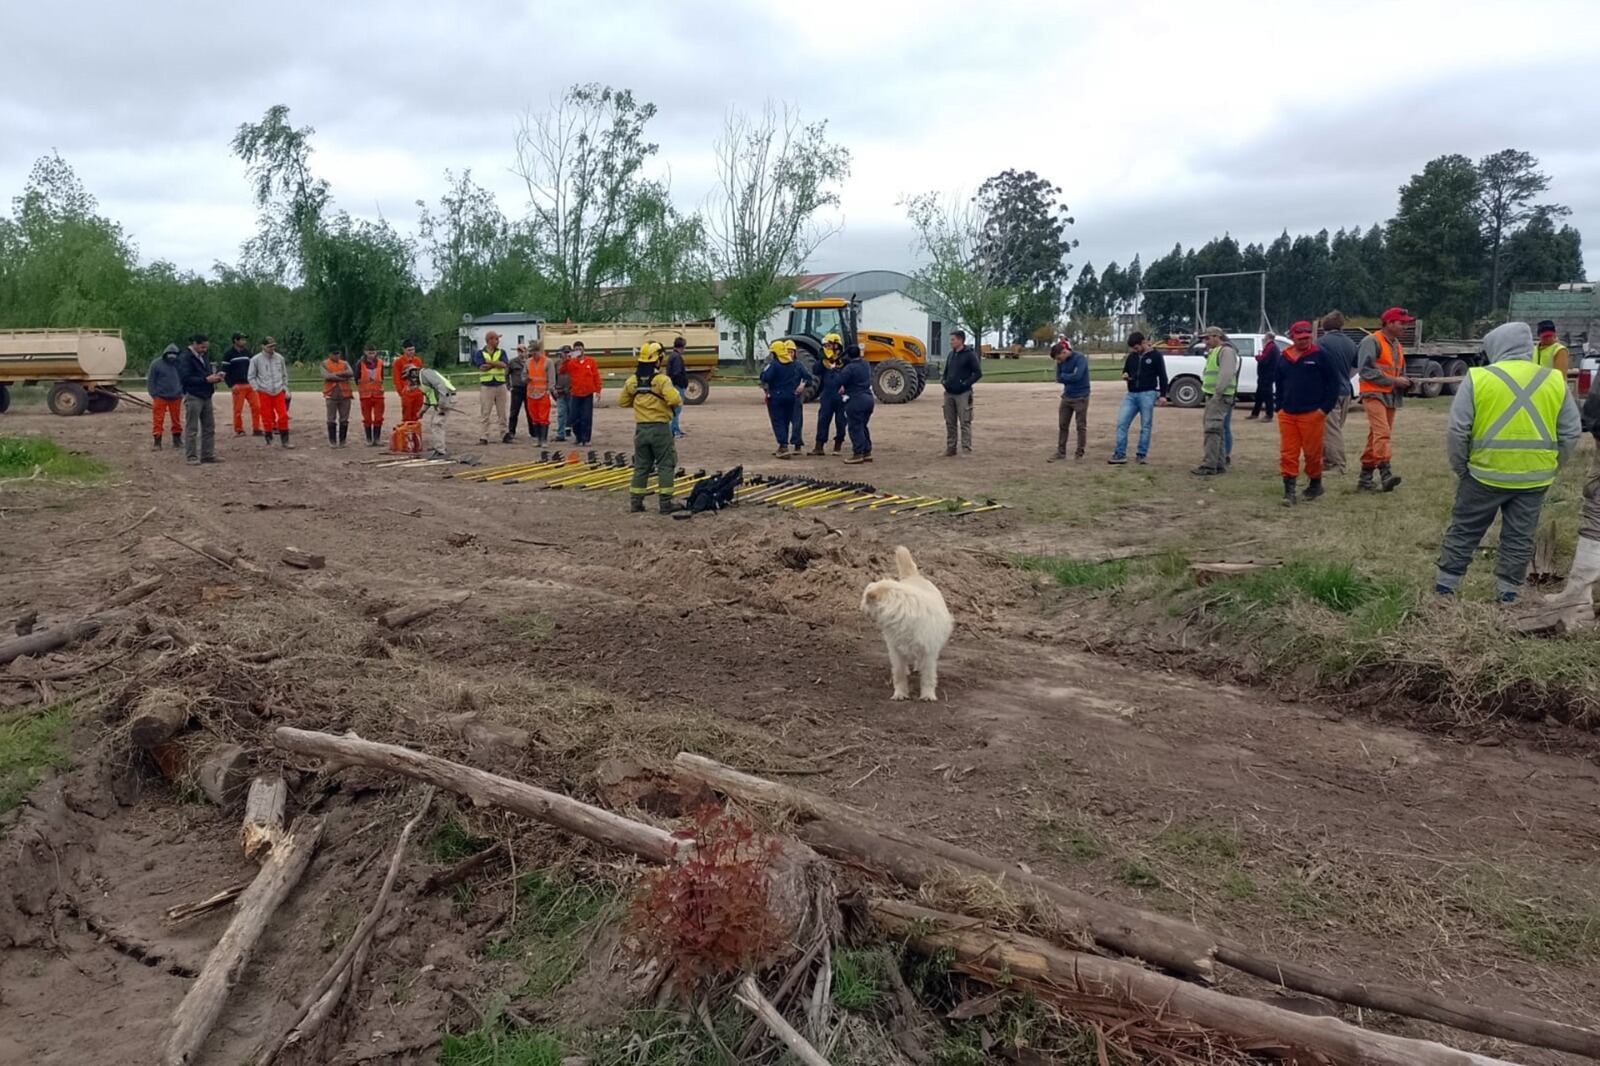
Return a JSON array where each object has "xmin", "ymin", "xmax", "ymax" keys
[
  {"xmin": 1445, "ymin": 321, "xmax": 1581, "ymax": 479},
  {"xmin": 146, "ymin": 346, "xmax": 184, "ymax": 399}
]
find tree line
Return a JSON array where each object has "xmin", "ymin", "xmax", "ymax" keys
[
  {"xmin": 0, "ymin": 86, "xmax": 848, "ymax": 370},
  {"xmin": 1076, "ymin": 149, "xmax": 1583, "ymax": 341}
]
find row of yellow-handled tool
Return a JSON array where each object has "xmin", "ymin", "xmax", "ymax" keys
[{"xmin": 429, "ymin": 449, "xmax": 1004, "ymax": 516}]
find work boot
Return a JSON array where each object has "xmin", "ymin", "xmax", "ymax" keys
[
  {"xmin": 338, "ymin": 422, "xmax": 349, "ymax": 447},
  {"xmin": 253, "ymin": 430, "xmax": 264, "ymax": 438},
  {"xmin": 1107, "ymin": 455, "xmax": 1127, "ymax": 465},
  {"xmin": 945, "ymin": 446, "xmax": 957, "ymax": 457},
  {"xmin": 1303, "ymin": 477, "xmax": 1324, "ymax": 501},
  {"xmin": 172, "ymin": 433, "xmax": 182, "ymax": 450},
  {"xmin": 1191, "ymin": 466, "xmax": 1221, "ymax": 477},
  {"xmin": 809, "ymin": 444, "xmax": 825, "ymax": 456},
  {"xmin": 843, "ymin": 454, "xmax": 867, "ymax": 465},
  {"xmin": 1048, "ymin": 451, "xmax": 1066, "ymax": 463},
  {"xmin": 775, "ymin": 445, "xmax": 790, "ymax": 459},
  {"xmin": 1281, "ymin": 476, "xmax": 1298, "ymax": 507},
  {"xmin": 152, "ymin": 436, "xmax": 162, "ymax": 450},
  {"xmin": 1357, "ymin": 466, "xmax": 1377, "ymax": 492},
  {"xmin": 658, "ymin": 495, "xmax": 680, "ymax": 515},
  {"xmin": 263, "ymin": 430, "xmax": 274, "ymax": 445},
  {"xmin": 1379, "ymin": 463, "xmax": 1402, "ymax": 492},
  {"xmin": 832, "ymin": 440, "xmax": 842, "ymax": 453},
  {"xmin": 280, "ymin": 430, "xmax": 293, "ymax": 449},
  {"xmin": 1547, "ymin": 536, "xmax": 1600, "ymax": 628},
  {"xmin": 501, "ymin": 432, "xmax": 514, "ymax": 443},
  {"xmin": 629, "ymin": 495, "xmax": 646, "ymax": 514}
]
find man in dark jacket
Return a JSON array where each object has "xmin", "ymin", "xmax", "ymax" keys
[
  {"xmin": 1316, "ymin": 311, "xmax": 1359, "ymax": 475},
  {"xmin": 941, "ymin": 329, "xmax": 982, "ymax": 456},
  {"xmin": 177, "ymin": 333, "xmax": 224, "ymax": 464},
  {"xmin": 1248, "ymin": 334, "xmax": 1279, "ymax": 422},
  {"xmin": 1049, "ymin": 339, "xmax": 1091, "ymax": 461},
  {"xmin": 808, "ymin": 332, "xmax": 848, "ymax": 455},
  {"xmin": 1275, "ymin": 321, "xmax": 1345, "ymax": 506},
  {"xmin": 665, "ymin": 336, "xmax": 690, "ymax": 439},
  {"xmin": 222, "ymin": 332, "xmax": 261, "ymax": 437},
  {"xmin": 146, "ymin": 344, "xmax": 184, "ymax": 449},
  {"xmin": 1110, "ymin": 332, "xmax": 1168, "ymax": 464},
  {"xmin": 839, "ymin": 344, "xmax": 875, "ymax": 464}
]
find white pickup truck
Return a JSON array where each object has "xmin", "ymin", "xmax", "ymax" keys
[{"xmin": 1163, "ymin": 333, "xmax": 1359, "ymax": 407}]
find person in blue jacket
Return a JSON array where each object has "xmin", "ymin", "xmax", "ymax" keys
[
  {"xmin": 1049, "ymin": 339, "xmax": 1091, "ymax": 461},
  {"xmin": 759, "ymin": 339, "xmax": 813, "ymax": 458},
  {"xmin": 838, "ymin": 343, "xmax": 875, "ymax": 464},
  {"xmin": 808, "ymin": 332, "xmax": 848, "ymax": 455}
]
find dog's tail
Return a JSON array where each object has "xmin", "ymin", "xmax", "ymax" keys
[{"xmin": 894, "ymin": 545, "xmax": 919, "ymax": 580}]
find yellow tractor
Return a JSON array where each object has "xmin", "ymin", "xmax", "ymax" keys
[{"xmin": 781, "ymin": 297, "xmax": 929, "ymax": 403}]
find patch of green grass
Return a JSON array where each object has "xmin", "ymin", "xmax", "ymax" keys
[
  {"xmin": 505, "ymin": 611, "xmax": 553, "ymax": 645},
  {"xmin": 0, "ymin": 704, "xmax": 73, "ymax": 815},
  {"xmin": 431, "ymin": 814, "xmax": 491, "ymax": 862},
  {"xmin": 1032, "ymin": 812, "xmax": 1105, "ymax": 862},
  {"xmin": 832, "ymin": 948, "xmax": 891, "ymax": 1012},
  {"xmin": 487, "ymin": 870, "xmax": 613, "ymax": 998},
  {"xmin": 0, "ymin": 436, "xmax": 104, "ymax": 481},
  {"xmin": 1276, "ymin": 878, "xmax": 1352, "ymax": 924},
  {"xmin": 1221, "ymin": 870, "xmax": 1259, "ymax": 900},
  {"xmin": 1017, "ymin": 555, "xmax": 1130, "ymax": 590},
  {"xmin": 1118, "ymin": 860, "xmax": 1160, "ymax": 888},
  {"xmin": 1208, "ymin": 560, "xmax": 1379, "ymax": 616},
  {"xmin": 440, "ymin": 1028, "xmax": 564, "ymax": 1066},
  {"xmin": 1455, "ymin": 867, "xmax": 1600, "ymax": 963},
  {"xmin": 1153, "ymin": 824, "xmax": 1243, "ymax": 863}
]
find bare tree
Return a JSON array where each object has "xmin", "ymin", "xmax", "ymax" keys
[
  {"xmin": 902, "ymin": 190, "xmax": 1018, "ymax": 356},
  {"xmin": 704, "ymin": 103, "xmax": 849, "ymax": 369},
  {"xmin": 513, "ymin": 83, "xmax": 665, "ymax": 321}
]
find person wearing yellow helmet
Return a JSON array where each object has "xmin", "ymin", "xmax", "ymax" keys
[
  {"xmin": 809, "ymin": 332, "xmax": 848, "ymax": 456},
  {"xmin": 620, "ymin": 341, "xmax": 684, "ymax": 513},
  {"xmin": 759, "ymin": 338, "xmax": 814, "ymax": 458}
]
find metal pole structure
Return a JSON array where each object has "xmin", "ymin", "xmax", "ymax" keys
[
  {"xmin": 1137, "ymin": 288, "xmax": 1208, "ymax": 338},
  {"xmin": 1192, "ymin": 270, "xmax": 1269, "ymax": 334}
]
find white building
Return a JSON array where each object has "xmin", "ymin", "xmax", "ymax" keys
[{"xmin": 714, "ymin": 270, "xmax": 939, "ymax": 362}]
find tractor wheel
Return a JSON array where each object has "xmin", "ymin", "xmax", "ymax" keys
[
  {"xmin": 872, "ymin": 359, "xmax": 916, "ymax": 404},
  {"xmin": 1443, "ymin": 359, "xmax": 1468, "ymax": 395},
  {"xmin": 1418, "ymin": 360, "xmax": 1445, "ymax": 398},
  {"xmin": 681, "ymin": 374, "xmax": 710, "ymax": 406},
  {"xmin": 48, "ymin": 381, "xmax": 90, "ymax": 417},
  {"xmin": 1167, "ymin": 376, "xmax": 1204, "ymax": 408},
  {"xmin": 908, "ymin": 366, "xmax": 928, "ymax": 399},
  {"xmin": 0, "ymin": 384, "xmax": 10, "ymax": 414},
  {"xmin": 87, "ymin": 390, "xmax": 120, "ymax": 413}
]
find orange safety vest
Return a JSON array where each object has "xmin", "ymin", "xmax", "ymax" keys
[
  {"xmin": 1359, "ymin": 333, "xmax": 1405, "ymax": 396},
  {"xmin": 357, "ymin": 359, "xmax": 385, "ymax": 398},
  {"xmin": 323, "ymin": 359, "xmax": 353, "ymax": 399},
  {"xmin": 527, "ymin": 355, "xmax": 550, "ymax": 398},
  {"xmin": 393, "ymin": 354, "xmax": 422, "ymax": 393}
]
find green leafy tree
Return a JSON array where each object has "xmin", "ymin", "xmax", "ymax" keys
[
  {"xmin": 416, "ymin": 169, "xmax": 540, "ymax": 347},
  {"xmin": 1387, "ymin": 154, "xmax": 1485, "ymax": 333},
  {"xmin": 1067, "ymin": 262, "xmax": 1101, "ymax": 321},
  {"xmin": 1501, "ymin": 207, "xmax": 1586, "ymax": 291},
  {"xmin": 627, "ymin": 198, "xmax": 715, "ymax": 320},
  {"xmin": 902, "ymin": 190, "xmax": 1018, "ymax": 355},
  {"xmin": 974, "ymin": 169, "xmax": 1076, "ymax": 344},
  {"xmin": 1476, "ymin": 149, "xmax": 1558, "ymax": 311},
  {"xmin": 513, "ymin": 83, "xmax": 667, "ymax": 322},
  {"xmin": 705, "ymin": 103, "xmax": 849, "ymax": 369}
]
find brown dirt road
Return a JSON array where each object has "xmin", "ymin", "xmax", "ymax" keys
[{"xmin": 2, "ymin": 386, "xmax": 1598, "ymax": 1064}]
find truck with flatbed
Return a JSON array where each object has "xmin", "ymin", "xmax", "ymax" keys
[{"xmin": 0, "ymin": 328, "xmax": 132, "ymax": 416}]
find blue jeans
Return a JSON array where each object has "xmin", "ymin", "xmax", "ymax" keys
[
  {"xmin": 555, "ymin": 394, "xmax": 571, "ymax": 438},
  {"xmin": 670, "ymin": 405, "xmax": 683, "ymax": 437},
  {"xmin": 1113, "ymin": 391, "xmax": 1157, "ymax": 458}
]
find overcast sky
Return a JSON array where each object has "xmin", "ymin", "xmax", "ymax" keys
[{"xmin": 5, "ymin": 0, "xmax": 1598, "ymax": 293}]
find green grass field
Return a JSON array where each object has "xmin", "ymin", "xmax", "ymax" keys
[{"xmin": 0, "ymin": 435, "xmax": 106, "ymax": 481}]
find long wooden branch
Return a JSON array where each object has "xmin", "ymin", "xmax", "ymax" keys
[
  {"xmin": 734, "ymin": 974, "xmax": 834, "ymax": 1066},
  {"xmin": 0, "ymin": 620, "xmax": 102, "ymax": 667},
  {"xmin": 254, "ymin": 787, "xmax": 436, "ymax": 1066},
  {"xmin": 273, "ymin": 727, "xmax": 680, "ymax": 864},
  {"xmin": 873, "ymin": 900, "xmax": 1516, "ymax": 1066},
  {"xmin": 161, "ymin": 817, "xmax": 323, "ymax": 1066},
  {"xmin": 673, "ymin": 752, "xmax": 1600, "ymax": 1061}
]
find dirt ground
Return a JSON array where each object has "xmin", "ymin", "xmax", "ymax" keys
[{"xmin": 1, "ymin": 385, "xmax": 1598, "ymax": 1065}]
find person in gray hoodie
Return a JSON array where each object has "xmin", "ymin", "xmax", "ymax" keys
[
  {"xmin": 1435, "ymin": 321, "xmax": 1582, "ymax": 603},
  {"xmin": 146, "ymin": 344, "xmax": 184, "ymax": 449}
]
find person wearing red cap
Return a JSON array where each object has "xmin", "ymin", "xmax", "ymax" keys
[
  {"xmin": 1274, "ymin": 322, "xmax": 1344, "ymax": 506},
  {"xmin": 1533, "ymin": 320, "xmax": 1570, "ymax": 381},
  {"xmin": 1355, "ymin": 307, "xmax": 1414, "ymax": 492}
]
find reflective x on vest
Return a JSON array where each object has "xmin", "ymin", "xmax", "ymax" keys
[{"xmin": 1468, "ymin": 362, "xmax": 1564, "ymax": 489}]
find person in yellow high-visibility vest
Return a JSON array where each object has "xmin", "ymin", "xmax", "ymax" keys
[
  {"xmin": 473, "ymin": 329, "xmax": 509, "ymax": 444},
  {"xmin": 1533, "ymin": 320, "xmax": 1570, "ymax": 381},
  {"xmin": 1435, "ymin": 322, "xmax": 1581, "ymax": 604}
]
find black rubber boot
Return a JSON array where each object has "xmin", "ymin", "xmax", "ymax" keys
[
  {"xmin": 1379, "ymin": 463, "xmax": 1402, "ymax": 492},
  {"xmin": 1281, "ymin": 476, "xmax": 1298, "ymax": 507},
  {"xmin": 326, "ymin": 423, "xmax": 338, "ymax": 446},
  {"xmin": 152, "ymin": 436, "xmax": 162, "ymax": 450},
  {"xmin": 1303, "ymin": 477, "xmax": 1324, "ymax": 501},
  {"xmin": 629, "ymin": 495, "xmax": 646, "ymax": 513},
  {"xmin": 338, "ymin": 421, "xmax": 349, "ymax": 448},
  {"xmin": 659, "ymin": 494, "xmax": 680, "ymax": 515},
  {"xmin": 280, "ymin": 430, "xmax": 293, "ymax": 449},
  {"xmin": 1357, "ymin": 466, "xmax": 1377, "ymax": 492},
  {"xmin": 172, "ymin": 433, "xmax": 182, "ymax": 450},
  {"xmin": 263, "ymin": 430, "xmax": 274, "ymax": 444}
]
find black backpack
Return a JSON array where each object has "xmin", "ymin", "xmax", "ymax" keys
[{"xmin": 681, "ymin": 466, "xmax": 743, "ymax": 516}]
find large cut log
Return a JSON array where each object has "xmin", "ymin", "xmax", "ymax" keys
[
  {"xmin": 672, "ymin": 753, "xmax": 1215, "ymax": 979},
  {"xmin": 196, "ymin": 743, "xmax": 251, "ymax": 807},
  {"xmin": 0, "ymin": 619, "xmax": 102, "ymax": 667},
  {"xmin": 161, "ymin": 816, "xmax": 323, "ymax": 1066},
  {"xmin": 674, "ymin": 753, "xmax": 1600, "ymax": 1060},
  {"xmin": 273, "ymin": 727, "xmax": 680, "ymax": 863},
  {"xmin": 240, "ymin": 776, "xmax": 288, "ymax": 860},
  {"xmin": 873, "ymin": 900, "xmax": 1517, "ymax": 1066},
  {"xmin": 129, "ymin": 688, "xmax": 189, "ymax": 749},
  {"xmin": 378, "ymin": 591, "xmax": 470, "ymax": 629}
]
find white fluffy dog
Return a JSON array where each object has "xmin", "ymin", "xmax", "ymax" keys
[{"xmin": 860, "ymin": 545, "xmax": 953, "ymax": 701}]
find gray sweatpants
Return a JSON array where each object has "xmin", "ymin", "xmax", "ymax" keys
[
  {"xmin": 182, "ymin": 395, "xmax": 216, "ymax": 461},
  {"xmin": 1200, "ymin": 393, "xmax": 1231, "ymax": 471},
  {"xmin": 1435, "ymin": 476, "xmax": 1549, "ymax": 596},
  {"xmin": 943, "ymin": 390, "xmax": 973, "ymax": 452}
]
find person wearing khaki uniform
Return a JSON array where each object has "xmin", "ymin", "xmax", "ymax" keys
[{"xmin": 473, "ymin": 330, "xmax": 510, "ymax": 444}]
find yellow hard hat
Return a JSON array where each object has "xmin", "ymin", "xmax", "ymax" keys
[
  {"xmin": 638, "ymin": 341, "xmax": 663, "ymax": 363},
  {"xmin": 769, "ymin": 339, "xmax": 795, "ymax": 356},
  {"xmin": 822, "ymin": 332, "xmax": 843, "ymax": 347}
]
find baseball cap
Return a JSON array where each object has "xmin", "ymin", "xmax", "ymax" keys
[
  {"xmin": 1380, "ymin": 307, "xmax": 1414, "ymax": 325},
  {"xmin": 1537, "ymin": 319, "xmax": 1557, "ymax": 336},
  {"xmin": 1289, "ymin": 320, "xmax": 1313, "ymax": 337}
]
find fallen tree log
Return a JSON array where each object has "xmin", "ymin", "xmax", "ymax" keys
[
  {"xmin": 671, "ymin": 753, "xmax": 1214, "ymax": 979},
  {"xmin": 378, "ymin": 591, "xmax": 470, "ymax": 629},
  {"xmin": 0, "ymin": 619, "xmax": 102, "ymax": 667},
  {"xmin": 108, "ymin": 574, "xmax": 165, "ymax": 608},
  {"xmin": 674, "ymin": 752, "xmax": 1600, "ymax": 1060},
  {"xmin": 129, "ymin": 689, "xmax": 189, "ymax": 749},
  {"xmin": 873, "ymin": 900, "xmax": 1517, "ymax": 1066},
  {"xmin": 161, "ymin": 816, "xmax": 323, "ymax": 1066},
  {"xmin": 196, "ymin": 743, "xmax": 251, "ymax": 807},
  {"xmin": 273, "ymin": 727, "xmax": 680, "ymax": 863},
  {"xmin": 240, "ymin": 776, "xmax": 288, "ymax": 860}
]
